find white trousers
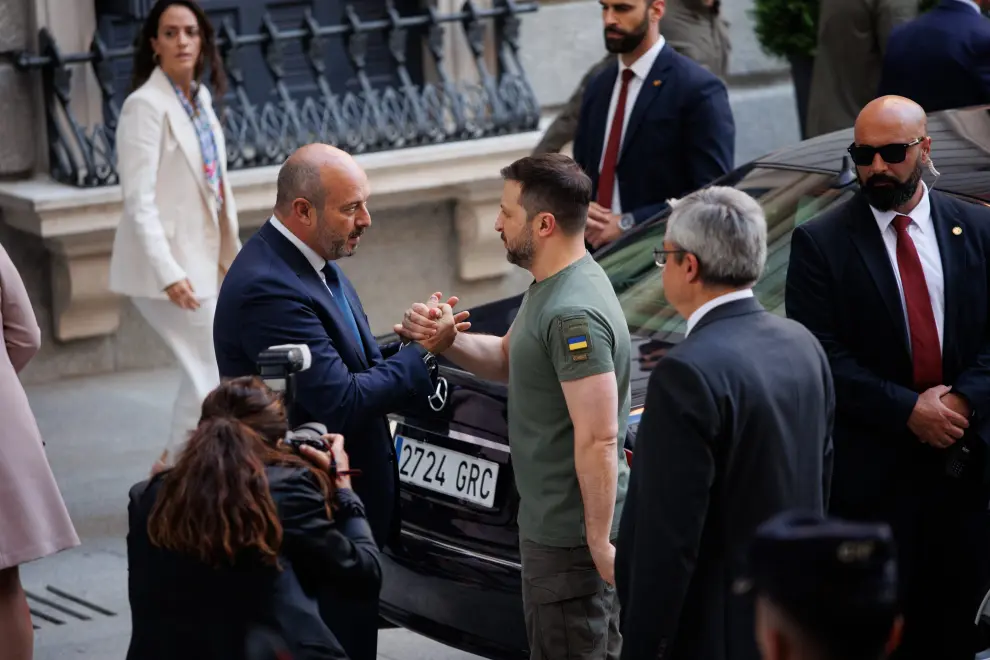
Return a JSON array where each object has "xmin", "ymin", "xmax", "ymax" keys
[{"xmin": 132, "ymin": 296, "xmax": 219, "ymax": 464}]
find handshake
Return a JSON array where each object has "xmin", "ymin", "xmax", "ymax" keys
[{"xmin": 393, "ymin": 291, "xmax": 472, "ymax": 355}]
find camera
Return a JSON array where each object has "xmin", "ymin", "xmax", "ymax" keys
[{"xmin": 257, "ymin": 344, "xmax": 329, "ymax": 453}]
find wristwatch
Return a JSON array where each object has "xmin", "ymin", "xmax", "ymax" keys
[{"xmin": 618, "ymin": 213, "xmax": 635, "ymax": 232}]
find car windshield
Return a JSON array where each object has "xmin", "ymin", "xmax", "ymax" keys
[{"xmin": 597, "ymin": 166, "xmax": 858, "ymax": 340}]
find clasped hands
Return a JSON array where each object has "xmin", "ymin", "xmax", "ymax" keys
[
  {"xmin": 908, "ymin": 385, "xmax": 971, "ymax": 449},
  {"xmin": 394, "ymin": 291, "xmax": 471, "ymax": 354}
]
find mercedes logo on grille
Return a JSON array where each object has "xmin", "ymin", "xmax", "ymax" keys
[{"xmin": 428, "ymin": 377, "xmax": 448, "ymax": 412}]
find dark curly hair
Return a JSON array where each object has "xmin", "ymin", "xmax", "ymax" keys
[
  {"xmin": 130, "ymin": 0, "xmax": 227, "ymax": 98},
  {"xmin": 146, "ymin": 376, "xmax": 335, "ymax": 568}
]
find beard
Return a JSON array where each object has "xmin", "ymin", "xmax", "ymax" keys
[
  {"xmin": 503, "ymin": 227, "xmax": 536, "ymax": 269},
  {"xmin": 604, "ymin": 14, "xmax": 649, "ymax": 54},
  {"xmin": 858, "ymin": 158, "xmax": 923, "ymax": 212},
  {"xmin": 315, "ymin": 211, "xmax": 365, "ymax": 260}
]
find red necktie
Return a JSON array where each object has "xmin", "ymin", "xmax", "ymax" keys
[
  {"xmin": 597, "ymin": 68, "xmax": 635, "ymax": 211},
  {"xmin": 892, "ymin": 214, "xmax": 942, "ymax": 390}
]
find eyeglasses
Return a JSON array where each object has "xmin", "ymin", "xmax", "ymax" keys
[
  {"xmin": 653, "ymin": 247, "xmax": 686, "ymax": 268},
  {"xmin": 847, "ymin": 137, "xmax": 924, "ymax": 166}
]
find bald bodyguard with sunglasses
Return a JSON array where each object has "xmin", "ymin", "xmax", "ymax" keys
[{"xmin": 785, "ymin": 95, "xmax": 990, "ymax": 660}]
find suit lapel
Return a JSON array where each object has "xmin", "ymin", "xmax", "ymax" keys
[
  {"xmin": 259, "ymin": 222, "xmax": 370, "ymax": 370},
  {"xmin": 589, "ymin": 62, "xmax": 619, "ymax": 176},
  {"xmin": 151, "ymin": 68, "xmax": 215, "ymax": 214},
  {"xmin": 930, "ymin": 191, "xmax": 964, "ymax": 371},
  {"xmin": 619, "ymin": 47, "xmax": 675, "ymax": 161},
  {"xmin": 846, "ymin": 195, "xmax": 910, "ymax": 354}
]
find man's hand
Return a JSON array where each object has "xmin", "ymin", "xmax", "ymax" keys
[
  {"xmin": 393, "ymin": 292, "xmax": 470, "ymax": 342},
  {"xmin": 589, "ymin": 541, "xmax": 616, "ymax": 585},
  {"xmin": 418, "ymin": 303, "xmax": 460, "ymax": 354},
  {"xmin": 907, "ymin": 385, "xmax": 970, "ymax": 448},
  {"xmin": 941, "ymin": 391, "xmax": 972, "ymax": 419},
  {"xmin": 165, "ymin": 278, "xmax": 200, "ymax": 310},
  {"xmin": 585, "ymin": 202, "xmax": 622, "ymax": 249}
]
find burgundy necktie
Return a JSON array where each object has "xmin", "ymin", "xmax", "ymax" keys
[
  {"xmin": 597, "ymin": 68, "xmax": 635, "ymax": 211},
  {"xmin": 892, "ymin": 214, "xmax": 942, "ymax": 390}
]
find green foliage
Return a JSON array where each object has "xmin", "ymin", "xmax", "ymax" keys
[{"xmin": 750, "ymin": 0, "xmax": 821, "ymax": 60}]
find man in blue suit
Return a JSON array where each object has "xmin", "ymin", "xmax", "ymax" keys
[
  {"xmin": 214, "ymin": 143, "xmax": 459, "ymax": 660},
  {"xmin": 878, "ymin": 0, "xmax": 990, "ymax": 113},
  {"xmin": 573, "ymin": 0, "xmax": 735, "ymax": 250}
]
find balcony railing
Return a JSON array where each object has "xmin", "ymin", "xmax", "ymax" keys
[{"xmin": 6, "ymin": 0, "xmax": 539, "ymax": 188}]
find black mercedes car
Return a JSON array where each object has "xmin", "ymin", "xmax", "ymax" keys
[{"xmin": 377, "ymin": 106, "xmax": 990, "ymax": 659}]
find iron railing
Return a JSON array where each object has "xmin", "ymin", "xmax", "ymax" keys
[{"xmin": 6, "ymin": 0, "xmax": 539, "ymax": 188}]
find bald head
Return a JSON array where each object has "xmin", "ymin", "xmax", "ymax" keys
[
  {"xmin": 854, "ymin": 96, "xmax": 927, "ymax": 146},
  {"xmin": 273, "ymin": 143, "xmax": 372, "ymax": 260},
  {"xmin": 850, "ymin": 96, "xmax": 932, "ymax": 214},
  {"xmin": 275, "ymin": 143, "xmax": 362, "ymax": 215}
]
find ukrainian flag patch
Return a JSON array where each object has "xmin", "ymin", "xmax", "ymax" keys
[
  {"xmin": 559, "ymin": 313, "xmax": 593, "ymax": 362},
  {"xmin": 568, "ymin": 335, "xmax": 589, "ymax": 351}
]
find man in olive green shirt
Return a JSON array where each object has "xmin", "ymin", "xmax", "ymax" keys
[{"xmin": 397, "ymin": 154, "xmax": 631, "ymax": 660}]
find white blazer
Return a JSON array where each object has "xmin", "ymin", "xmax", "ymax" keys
[{"xmin": 109, "ymin": 66, "xmax": 241, "ymax": 300}]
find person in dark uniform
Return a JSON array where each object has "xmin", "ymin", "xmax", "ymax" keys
[{"xmin": 743, "ymin": 510, "xmax": 904, "ymax": 660}]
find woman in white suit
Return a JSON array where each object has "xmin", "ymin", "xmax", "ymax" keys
[{"xmin": 109, "ymin": 0, "xmax": 240, "ymax": 472}]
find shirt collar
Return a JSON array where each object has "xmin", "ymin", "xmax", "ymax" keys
[
  {"xmin": 951, "ymin": 0, "xmax": 982, "ymax": 13},
  {"xmin": 269, "ymin": 216, "xmax": 327, "ymax": 275},
  {"xmin": 618, "ymin": 35, "xmax": 666, "ymax": 82},
  {"xmin": 685, "ymin": 288, "xmax": 755, "ymax": 336},
  {"xmin": 868, "ymin": 182, "xmax": 932, "ymax": 236}
]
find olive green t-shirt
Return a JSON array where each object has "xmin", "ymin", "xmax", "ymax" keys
[{"xmin": 507, "ymin": 252, "xmax": 631, "ymax": 547}]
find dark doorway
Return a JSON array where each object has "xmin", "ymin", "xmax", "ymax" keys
[{"xmin": 96, "ymin": 0, "xmax": 425, "ymax": 111}]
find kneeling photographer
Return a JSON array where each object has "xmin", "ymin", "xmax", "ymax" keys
[{"xmin": 126, "ymin": 375, "xmax": 379, "ymax": 660}]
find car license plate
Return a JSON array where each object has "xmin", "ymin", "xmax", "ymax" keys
[{"xmin": 394, "ymin": 435, "xmax": 499, "ymax": 509}]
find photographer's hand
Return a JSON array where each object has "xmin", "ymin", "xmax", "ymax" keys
[{"xmin": 299, "ymin": 433, "xmax": 353, "ymax": 490}]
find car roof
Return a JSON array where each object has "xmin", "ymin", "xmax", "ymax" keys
[{"xmin": 752, "ymin": 105, "xmax": 990, "ymax": 203}]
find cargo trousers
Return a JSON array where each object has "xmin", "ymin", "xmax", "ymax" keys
[{"xmin": 520, "ymin": 538, "xmax": 622, "ymax": 660}]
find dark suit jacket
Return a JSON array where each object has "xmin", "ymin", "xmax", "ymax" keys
[
  {"xmin": 126, "ymin": 466, "xmax": 381, "ymax": 660},
  {"xmin": 878, "ymin": 0, "xmax": 990, "ymax": 114},
  {"xmin": 785, "ymin": 190, "xmax": 990, "ymax": 517},
  {"xmin": 572, "ymin": 44, "xmax": 735, "ymax": 226},
  {"xmin": 214, "ymin": 220, "xmax": 435, "ymax": 548},
  {"xmin": 615, "ymin": 297, "xmax": 835, "ymax": 660}
]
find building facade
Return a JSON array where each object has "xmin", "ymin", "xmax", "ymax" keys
[{"xmin": 0, "ymin": 0, "xmax": 800, "ymax": 384}]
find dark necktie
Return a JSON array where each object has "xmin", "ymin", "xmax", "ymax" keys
[
  {"xmin": 321, "ymin": 263, "xmax": 364, "ymax": 352},
  {"xmin": 597, "ymin": 68, "xmax": 635, "ymax": 211},
  {"xmin": 892, "ymin": 214, "xmax": 941, "ymax": 390}
]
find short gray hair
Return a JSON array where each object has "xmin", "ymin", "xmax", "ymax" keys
[{"xmin": 664, "ymin": 186, "xmax": 767, "ymax": 287}]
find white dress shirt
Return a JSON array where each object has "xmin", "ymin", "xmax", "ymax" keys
[
  {"xmin": 868, "ymin": 183, "xmax": 945, "ymax": 349},
  {"xmin": 685, "ymin": 289, "xmax": 755, "ymax": 337},
  {"xmin": 952, "ymin": 0, "xmax": 982, "ymax": 13},
  {"xmin": 269, "ymin": 216, "xmax": 337, "ymax": 297},
  {"xmin": 598, "ymin": 36, "xmax": 666, "ymax": 215}
]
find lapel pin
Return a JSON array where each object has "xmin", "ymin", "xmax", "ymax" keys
[
  {"xmin": 653, "ymin": 79, "xmax": 662, "ymax": 87},
  {"xmin": 953, "ymin": 226, "xmax": 962, "ymax": 236}
]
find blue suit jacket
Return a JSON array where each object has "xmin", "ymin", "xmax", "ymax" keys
[
  {"xmin": 214, "ymin": 220, "xmax": 435, "ymax": 548},
  {"xmin": 879, "ymin": 0, "xmax": 990, "ymax": 113},
  {"xmin": 573, "ymin": 45, "xmax": 735, "ymax": 226}
]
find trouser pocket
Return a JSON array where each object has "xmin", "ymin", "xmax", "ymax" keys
[{"xmin": 521, "ymin": 543, "xmax": 618, "ymax": 660}]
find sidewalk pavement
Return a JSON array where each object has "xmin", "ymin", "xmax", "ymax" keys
[{"xmin": 22, "ymin": 367, "xmax": 480, "ymax": 660}]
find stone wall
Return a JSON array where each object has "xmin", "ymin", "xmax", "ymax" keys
[{"xmin": 0, "ymin": 0, "xmax": 37, "ymax": 177}]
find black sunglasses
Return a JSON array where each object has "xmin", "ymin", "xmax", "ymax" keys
[{"xmin": 847, "ymin": 137, "xmax": 924, "ymax": 166}]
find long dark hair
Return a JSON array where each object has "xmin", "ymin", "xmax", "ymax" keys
[
  {"xmin": 130, "ymin": 0, "xmax": 227, "ymax": 97},
  {"xmin": 146, "ymin": 376, "xmax": 335, "ymax": 568}
]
